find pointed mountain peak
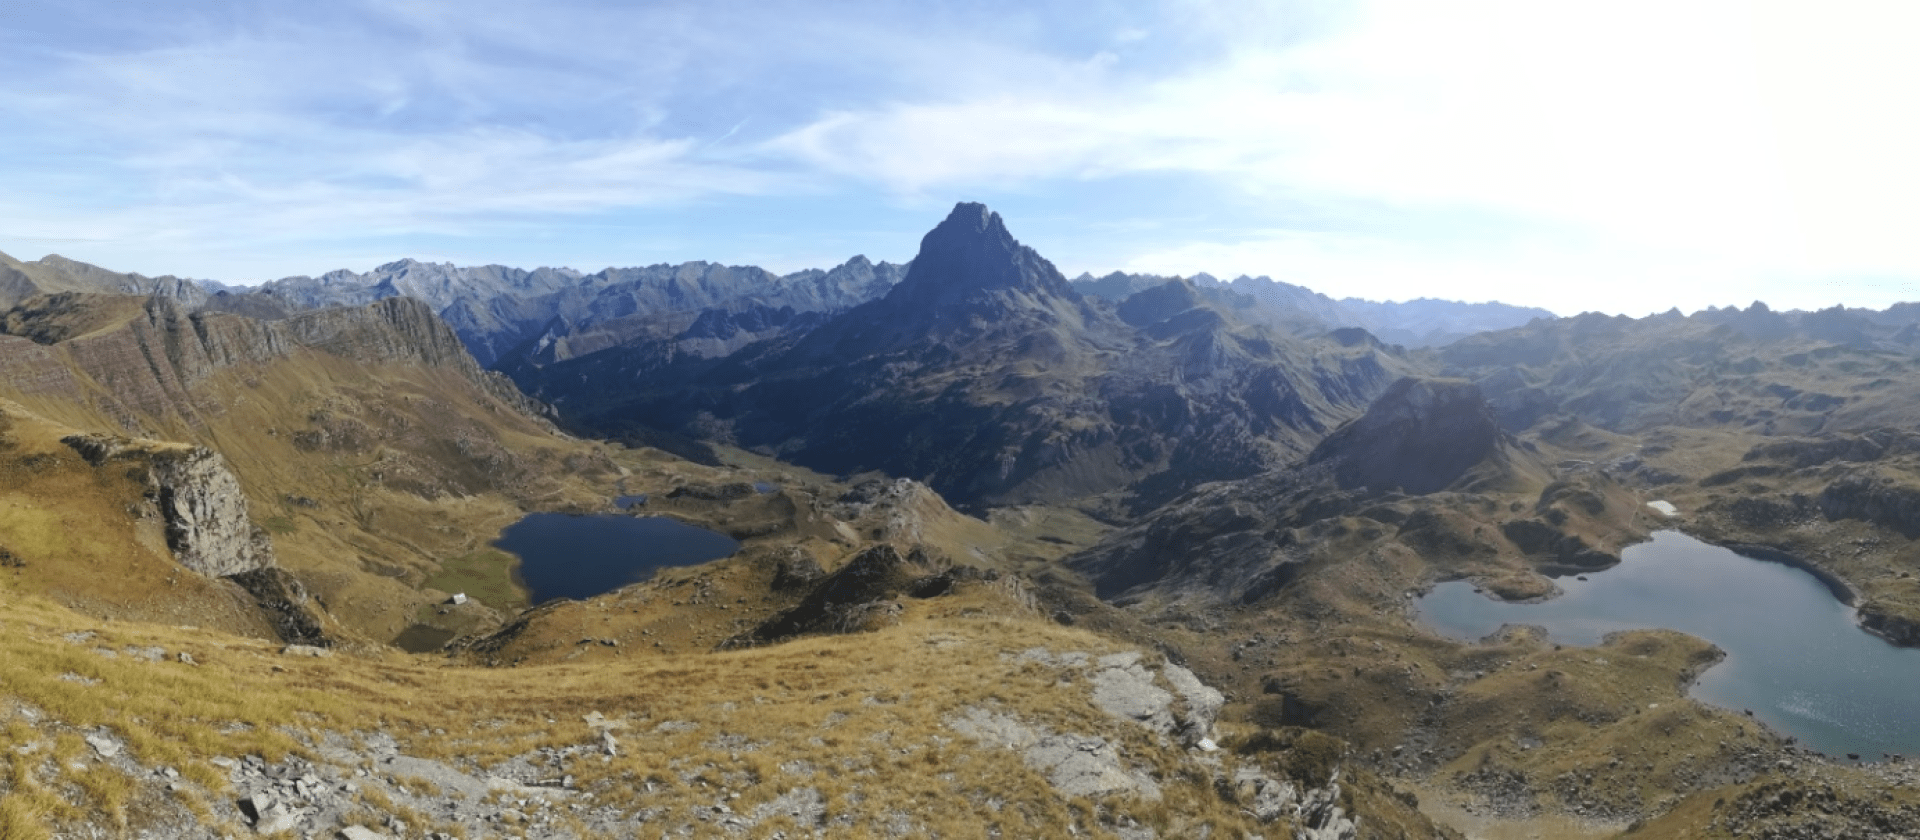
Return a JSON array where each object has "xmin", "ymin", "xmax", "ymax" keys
[
  {"xmin": 925, "ymin": 201, "xmax": 1011, "ymax": 245},
  {"xmin": 889, "ymin": 202, "xmax": 1076, "ymax": 305}
]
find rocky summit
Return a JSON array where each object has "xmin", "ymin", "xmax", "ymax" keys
[
  {"xmin": 521, "ymin": 203, "xmax": 1409, "ymax": 514},
  {"xmin": 16, "ymin": 202, "xmax": 1920, "ymax": 839}
]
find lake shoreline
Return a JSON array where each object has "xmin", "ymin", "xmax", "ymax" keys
[{"xmin": 1415, "ymin": 530, "xmax": 1920, "ymax": 760}]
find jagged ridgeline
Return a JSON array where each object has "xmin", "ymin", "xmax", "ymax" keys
[
  {"xmin": 0, "ymin": 205, "xmax": 1551, "ymax": 515},
  {"xmin": 0, "ymin": 243, "xmax": 909, "ymax": 369},
  {"xmin": 513, "ymin": 203, "xmax": 1415, "ymax": 512}
]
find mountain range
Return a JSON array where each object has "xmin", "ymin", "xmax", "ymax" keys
[
  {"xmin": 1073, "ymin": 270, "xmax": 1555, "ymax": 348},
  {"xmin": 506, "ymin": 203, "xmax": 1415, "ymax": 514},
  {"xmin": 10, "ymin": 203, "xmax": 1920, "ymax": 838}
]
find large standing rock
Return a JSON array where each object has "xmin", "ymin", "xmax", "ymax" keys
[
  {"xmin": 146, "ymin": 447, "xmax": 274, "ymax": 577},
  {"xmin": 63, "ymin": 435, "xmax": 272, "ymax": 577}
]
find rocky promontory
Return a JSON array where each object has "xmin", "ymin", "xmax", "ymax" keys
[{"xmin": 63, "ymin": 434, "xmax": 272, "ymax": 579}]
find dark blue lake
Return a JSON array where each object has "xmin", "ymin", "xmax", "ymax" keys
[
  {"xmin": 1418, "ymin": 530, "xmax": 1920, "ymax": 759},
  {"xmin": 494, "ymin": 513, "xmax": 739, "ymax": 604}
]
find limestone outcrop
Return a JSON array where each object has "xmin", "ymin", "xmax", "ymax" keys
[
  {"xmin": 951, "ymin": 647, "xmax": 1354, "ymax": 837},
  {"xmin": 63, "ymin": 434, "xmax": 271, "ymax": 578},
  {"xmin": 146, "ymin": 447, "xmax": 274, "ymax": 578},
  {"xmin": 60, "ymin": 433, "xmax": 330, "ymax": 645}
]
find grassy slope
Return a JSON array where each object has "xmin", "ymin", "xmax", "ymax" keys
[
  {"xmin": 0, "ymin": 575, "xmax": 1305, "ymax": 839},
  {"xmin": 0, "ymin": 402, "xmax": 277, "ymax": 639},
  {"xmin": 0, "ymin": 332, "xmax": 626, "ymax": 644}
]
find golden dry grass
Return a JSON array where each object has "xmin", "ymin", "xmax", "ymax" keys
[{"xmin": 0, "ymin": 572, "xmax": 1262, "ymax": 838}]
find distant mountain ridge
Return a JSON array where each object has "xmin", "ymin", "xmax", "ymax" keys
[
  {"xmin": 0, "ymin": 251, "xmax": 216, "ymax": 311},
  {"xmin": 0, "ymin": 249, "xmax": 908, "ymax": 369},
  {"xmin": 1439, "ymin": 301, "xmax": 1920, "ymax": 436},
  {"xmin": 235, "ymin": 256, "xmax": 909, "ymax": 368},
  {"xmin": 7, "ymin": 240, "xmax": 1553, "ymax": 377},
  {"xmin": 1072, "ymin": 270, "xmax": 1556, "ymax": 348}
]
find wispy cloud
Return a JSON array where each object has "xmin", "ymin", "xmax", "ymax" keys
[
  {"xmin": 752, "ymin": 0, "xmax": 1920, "ymax": 311},
  {"xmin": 2, "ymin": 0, "xmax": 1919, "ymax": 312}
]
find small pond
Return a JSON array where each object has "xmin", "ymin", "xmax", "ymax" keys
[
  {"xmin": 614, "ymin": 494, "xmax": 649, "ymax": 509},
  {"xmin": 1418, "ymin": 530, "xmax": 1920, "ymax": 759},
  {"xmin": 493, "ymin": 513, "xmax": 739, "ymax": 604},
  {"xmin": 393, "ymin": 624, "xmax": 456, "ymax": 654}
]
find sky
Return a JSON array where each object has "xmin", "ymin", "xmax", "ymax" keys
[{"xmin": 4, "ymin": 1, "xmax": 1920, "ymax": 316}]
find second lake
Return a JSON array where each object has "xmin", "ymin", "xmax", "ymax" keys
[{"xmin": 1418, "ymin": 530, "xmax": 1920, "ymax": 759}]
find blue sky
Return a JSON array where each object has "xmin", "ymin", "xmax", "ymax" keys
[{"xmin": 4, "ymin": 1, "xmax": 1920, "ymax": 315}]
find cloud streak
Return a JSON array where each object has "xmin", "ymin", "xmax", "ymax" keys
[{"xmin": 1, "ymin": 0, "xmax": 1918, "ymax": 313}]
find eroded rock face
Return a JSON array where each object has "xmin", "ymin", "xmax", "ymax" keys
[
  {"xmin": 147, "ymin": 447, "xmax": 273, "ymax": 578},
  {"xmin": 946, "ymin": 707, "xmax": 1160, "ymax": 799},
  {"xmin": 1087, "ymin": 652, "xmax": 1226, "ymax": 748},
  {"xmin": 59, "ymin": 433, "xmax": 331, "ymax": 644},
  {"xmin": 950, "ymin": 646, "xmax": 1354, "ymax": 837},
  {"xmin": 3, "ymin": 294, "xmax": 548, "ymax": 434},
  {"xmin": 63, "ymin": 435, "xmax": 271, "ymax": 578}
]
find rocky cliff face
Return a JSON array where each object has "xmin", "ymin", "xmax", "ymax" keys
[
  {"xmin": 147, "ymin": 447, "xmax": 275, "ymax": 578},
  {"xmin": 0, "ymin": 293, "xmax": 546, "ymax": 435},
  {"xmin": 55, "ymin": 433, "xmax": 336, "ymax": 646},
  {"xmin": 1819, "ymin": 472, "xmax": 1920, "ymax": 538},
  {"xmin": 62, "ymin": 434, "xmax": 272, "ymax": 578}
]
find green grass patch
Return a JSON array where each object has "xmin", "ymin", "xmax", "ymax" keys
[
  {"xmin": 258, "ymin": 515, "xmax": 299, "ymax": 536},
  {"xmin": 423, "ymin": 548, "xmax": 528, "ymax": 610}
]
